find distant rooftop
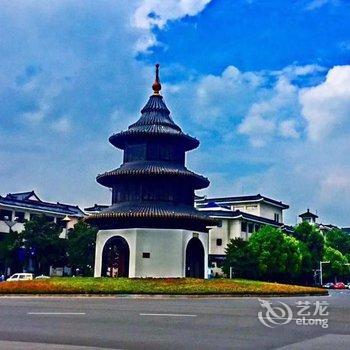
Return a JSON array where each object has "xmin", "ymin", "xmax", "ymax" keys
[
  {"xmin": 299, "ymin": 209, "xmax": 318, "ymax": 219},
  {"xmin": 196, "ymin": 194, "xmax": 289, "ymax": 209},
  {"xmin": 0, "ymin": 190, "xmax": 85, "ymax": 217},
  {"xmin": 84, "ymin": 204, "xmax": 109, "ymax": 212},
  {"xmin": 342, "ymin": 227, "xmax": 350, "ymax": 234}
]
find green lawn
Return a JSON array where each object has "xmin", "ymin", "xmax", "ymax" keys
[{"xmin": 0, "ymin": 277, "xmax": 326, "ymax": 296}]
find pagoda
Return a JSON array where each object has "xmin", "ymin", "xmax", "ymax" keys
[{"xmin": 87, "ymin": 64, "xmax": 216, "ymax": 278}]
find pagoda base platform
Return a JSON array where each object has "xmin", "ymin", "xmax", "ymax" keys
[{"xmin": 94, "ymin": 228, "xmax": 208, "ymax": 279}]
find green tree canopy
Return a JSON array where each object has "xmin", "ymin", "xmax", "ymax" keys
[
  {"xmin": 20, "ymin": 215, "xmax": 66, "ymax": 274},
  {"xmin": 223, "ymin": 238, "xmax": 257, "ymax": 279},
  {"xmin": 67, "ymin": 221, "xmax": 97, "ymax": 276},
  {"xmin": 0, "ymin": 230, "xmax": 22, "ymax": 275},
  {"xmin": 248, "ymin": 226, "xmax": 302, "ymax": 282},
  {"xmin": 293, "ymin": 222, "xmax": 324, "ymax": 269},
  {"xmin": 325, "ymin": 228, "xmax": 350, "ymax": 256},
  {"xmin": 323, "ymin": 246, "xmax": 349, "ymax": 281}
]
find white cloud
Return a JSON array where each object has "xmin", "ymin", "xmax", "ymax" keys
[
  {"xmin": 238, "ymin": 76, "xmax": 299, "ymax": 146},
  {"xmin": 51, "ymin": 117, "xmax": 71, "ymax": 134},
  {"xmin": 320, "ymin": 169, "xmax": 350, "ymax": 202},
  {"xmin": 132, "ymin": 0, "xmax": 211, "ymax": 53},
  {"xmin": 279, "ymin": 64, "xmax": 325, "ymax": 78},
  {"xmin": 305, "ymin": 0, "xmax": 333, "ymax": 10},
  {"xmin": 0, "ymin": 0, "xmax": 212, "ymax": 207},
  {"xmin": 279, "ymin": 119, "xmax": 299, "ymax": 139},
  {"xmin": 23, "ymin": 110, "xmax": 45, "ymax": 123},
  {"xmin": 166, "ymin": 63, "xmax": 350, "ymax": 225},
  {"xmin": 133, "ymin": 0, "xmax": 211, "ymax": 29},
  {"xmin": 299, "ymin": 65, "xmax": 350, "ymax": 141}
]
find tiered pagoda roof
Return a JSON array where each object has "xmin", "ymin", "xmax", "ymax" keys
[{"xmin": 85, "ymin": 64, "xmax": 216, "ymax": 232}]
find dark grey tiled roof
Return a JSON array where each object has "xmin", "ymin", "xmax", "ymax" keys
[
  {"xmin": 109, "ymin": 95, "xmax": 199, "ymax": 151},
  {"xmin": 6, "ymin": 191, "xmax": 40, "ymax": 201},
  {"xmin": 0, "ymin": 191, "xmax": 85, "ymax": 217},
  {"xmin": 84, "ymin": 204, "xmax": 109, "ymax": 212},
  {"xmin": 202, "ymin": 208, "xmax": 283, "ymax": 227},
  {"xmin": 196, "ymin": 194, "xmax": 289, "ymax": 209},
  {"xmin": 85, "ymin": 201, "xmax": 217, "ymax": 224},
  {"xmin": 97, "ymin": 162, "xmax": 209, "ymax": 189},
  {"xmin": 299, "ymin": 209, "xmax": 318, "ymax": 218}
]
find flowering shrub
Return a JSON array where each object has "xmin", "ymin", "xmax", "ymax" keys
[{"xmin": 0, "ymin": 278, "xmax": 326, "ymax": 295}]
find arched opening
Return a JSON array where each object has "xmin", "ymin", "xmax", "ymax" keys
[
  {"xmin": 185, "ymin": 237, "xmax": 205, "ymax": 278},
  {"xmin": 102, "ymin": 236, "xmax": 129, "ymax": 277}
]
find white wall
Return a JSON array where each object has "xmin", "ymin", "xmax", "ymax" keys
[
  {"xmin": 232, "ymin": 203, "xmax": 261, "ymax": 216},
  {"xmin": 259, "ymin": 203, "xmax": 283, "ymax": 222},
  {"xmin": 94, "ymin": 228, "xmax": 208, "ymax": 278},
  {"xmin": 208, "ymin": 220, "xmax": 229, "ymax": 255}
]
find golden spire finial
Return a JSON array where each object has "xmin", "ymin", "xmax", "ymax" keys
[{"xmin": 152, "ymin": 63, "xmax": 161, "ymax": 95}]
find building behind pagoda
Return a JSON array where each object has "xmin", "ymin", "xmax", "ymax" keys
[{"xmin": 86, "ymin": 65, "xmax": 216, "ymax": 278}]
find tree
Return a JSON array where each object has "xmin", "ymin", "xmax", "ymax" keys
[
  {"xmin": 248, "ymin": 226, "xmax": 302, "ymax": 282},
  {"xmin": 67, "ymin": 221, "xmax": 97, "ymax": 276},
  {"xmin": 298, "ymin": 242, "xmax": 314, "ymax": 285},
  {"xmin": 323, "ymin": 246, "xmax": 349, "ymax": 282},
  {"xmin": 293, "ymin": 222, "xmax": 324, "ymax": 270},
  {"xmin": 20, "ymin": 215, "xmax": 66, "ymax": 274},
  {"xmin": 223, "ymin": 238, "xmax": 257, "ymax": 279},
  {"xmin": 0, "ymin": 230, "xmax": 23, "ymax": 276},
  {"xmin": 325, "ymin": 229, "xmax": 350, "ymax": 256}
]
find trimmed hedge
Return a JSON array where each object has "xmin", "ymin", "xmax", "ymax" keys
[{"xmin": 0, "ymin": 277, "xmax": 326, "ymax": 296}]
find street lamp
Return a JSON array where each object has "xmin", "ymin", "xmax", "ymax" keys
[
  {"xmin": 3, "ymin": 216, "xmax": 18, "ymax": 277},
  {"xmin": 319, "ymin": 261, "xmax": 330, "ymax": 286},
  {"xmin": 62, "ymin": 215, "xmax": 71, "ymax": 226}
]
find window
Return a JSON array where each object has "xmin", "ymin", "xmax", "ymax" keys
[
  {"xmin": 234, "ymin": 206, "xmax": 244, "ymax": 210},
  {"xmin": 15, "ymin": 211, "xmax": 25, "ymax": 223},
  {"xmin": 142, "ymin": 252, "xmax": 150, "ymax": 258},
  {"xmin": 0, "ymin": 209, "xmax": 12, "ymax": 221},
  {"xmin": 248, "ymin": 223, "xmax": 254, "ymax": 233},
  {"xmin": 246, "ymin": 205, "xmax": 257, "ymax": 210},
  {"xmin": 216, "ymin": 239, "xmax": 222, "ymax": 246},
  {"xmin": 274, "ymin": 213, "xmax": 280, "ymax": 222},
  {"xmin": 241, "ymin": 222, "xmax": 247, "ymax": 232}
]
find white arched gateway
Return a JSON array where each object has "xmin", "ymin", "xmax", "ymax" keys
[{"xmin": 94, "ymin": 229, "xmax": 209, "ymax": 278}]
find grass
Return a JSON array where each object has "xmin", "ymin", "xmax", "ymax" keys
[{"xmin": 0, "ymin": 277, "xmax": 327, "ymax": 296}]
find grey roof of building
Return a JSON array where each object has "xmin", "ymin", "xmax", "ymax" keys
[
  {"xmin": 0, "ymin": 191, "xmax": 85, "ymax": 217},
  {"xmin": 342, "ymin": 227, "xmax": 350, "ymax": 234},
  {"xmin": 201, "ymin": 208, "xmax": 283, "ymax": 227},
  {"xmin": 196, "ymin": 194, "xmax": 289, "ymax": 209},
  {"xmin": 299, "ymin": 209, "xmax": 318, "ymax": 218},
  {"xmin": 84, "ymin": 204, "xmax": 109, "ymax": 212}
]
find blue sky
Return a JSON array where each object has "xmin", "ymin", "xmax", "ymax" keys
[{"xmin": 0, "ymin": 0, "xmax": 350, "ymax": 226}]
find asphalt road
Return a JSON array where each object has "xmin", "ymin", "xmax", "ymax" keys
[{"xmin": 0, "ymin": 290, "xmax": 349, "ymax": 350}]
